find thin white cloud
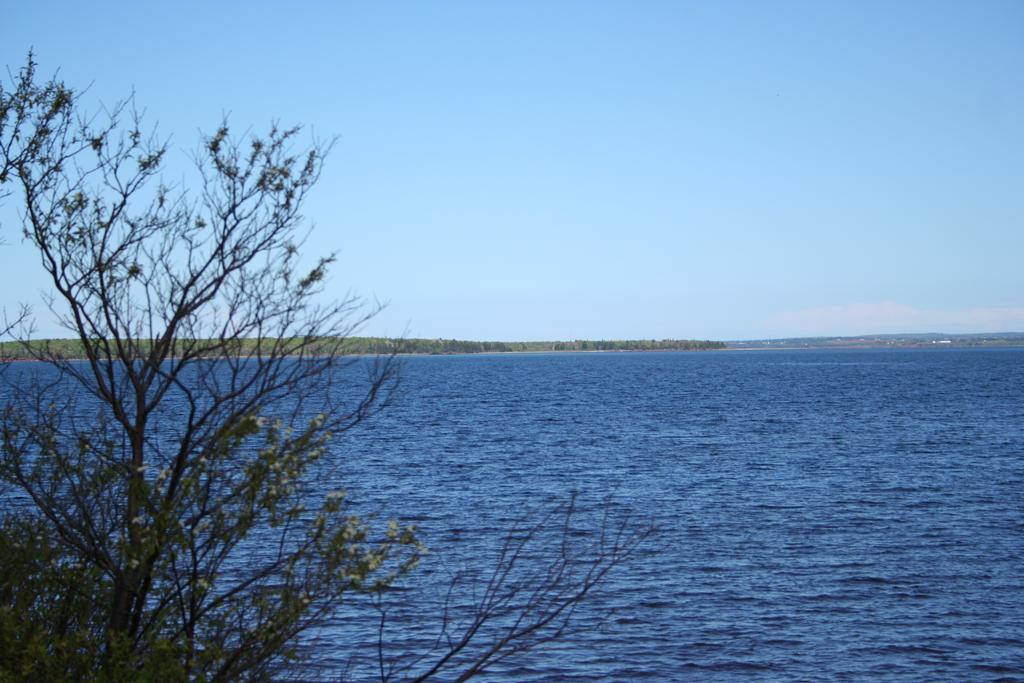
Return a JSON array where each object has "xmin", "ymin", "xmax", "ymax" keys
[{"xmin": 770, "ymin": 302, "xmax": 1024, "ymax": 337}]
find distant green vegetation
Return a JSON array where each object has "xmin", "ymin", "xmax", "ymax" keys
[
  {"xmin": 1, "ymin": 337, "xmax": 725, "ymax": 360},
  {"xmin": 387, "ymin": 338, "xmax": 725, "ymax": 354}
]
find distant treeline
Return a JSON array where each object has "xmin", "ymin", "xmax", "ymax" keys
[
  {"xmin": 0, "ymin": 337, "xmax": 724, "ymax": 359},
  {"xmin": 387, "ymin": 338, "xmax": 725, "ymax": 354}
]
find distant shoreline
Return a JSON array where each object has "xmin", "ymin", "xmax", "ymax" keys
[
  {"xmin": 726, "ymin": 333, "xmax": 1024, "ymax": 350},
  {"xmin": 0, "ymin": 337, "xmax": 725, "ymax": 361},
  {"xmin": 5, "ymin": 345, "xmax": 1023, "ymax": 364},
  {"xmin": 3, "ymin": 333, "xmax": 1023, "ymax": 362}
]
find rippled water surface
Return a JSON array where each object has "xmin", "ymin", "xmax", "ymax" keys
[
  {"xmin": 5, "ymin": 348, "xmax": 1021, "ymax": 680},
  {"xmin": 327, "ymin": 348, "xmax": 1024, "ymax": 681}
]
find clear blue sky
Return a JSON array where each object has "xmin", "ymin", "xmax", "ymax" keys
[{"xmin": 4, "ymin": 1, "xmax": 1023, "ymax": 340}]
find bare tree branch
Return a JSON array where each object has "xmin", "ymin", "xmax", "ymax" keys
[{"xmin": 371, "ymin": 494, "xmax": 654, "ymax": 682}]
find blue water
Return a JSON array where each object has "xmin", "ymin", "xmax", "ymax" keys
[
  {"xmin": 3, "ymin": 348, "xmax": 1023, "ymax": 680},
  {"xmin": 323, "ymin": 348, "xmax": 1024, "ymax": 681}
]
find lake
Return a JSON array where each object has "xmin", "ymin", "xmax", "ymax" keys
[
  {"xmin": 3, "ymin": 348, "xmax": 1022, "ymax": 680},
  {"xmin": 323, "ymin": 348, "xmax": 1024, "ymax": 681}
]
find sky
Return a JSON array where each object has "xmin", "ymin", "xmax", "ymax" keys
[{"xmin": 3, "ymin": 1, "xmax": 1023, "ymax": 341}]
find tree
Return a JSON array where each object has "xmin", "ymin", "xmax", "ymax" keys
[{"xmin": 0, "ymin": 56, "xmax": 649, "ymax": 680}]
